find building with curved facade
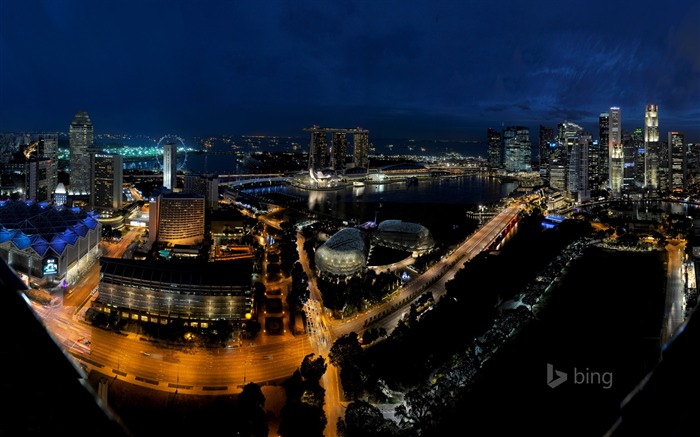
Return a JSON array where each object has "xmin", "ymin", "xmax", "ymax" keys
[
  {"xmin": 93, "ymin": 258, "xmax": 253, "ymax": 329},
  {"xmin": 0, "ymin": 200, "xmax": 100, "ymax": 286},
  {"xmin": 373, "ymin": 219, "xmax": 435, "ymax": 253},
  {"xmin": 315, "ymin": 227, "xmax": 368, "ymax": 276}
]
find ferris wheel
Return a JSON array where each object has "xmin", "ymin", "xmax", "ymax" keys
[{"xmin": 154, "ymin": 134, "xmax": 188, "ymax": 171}]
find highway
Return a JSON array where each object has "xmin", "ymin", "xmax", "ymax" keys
[{"xmin": 661, "ymin": 240, "xmax": 687, "ymax": 346}]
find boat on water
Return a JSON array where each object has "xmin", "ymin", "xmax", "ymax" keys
[{"xmin": 353, "ymin": 181, "xmax": 366, "ymax": 187}]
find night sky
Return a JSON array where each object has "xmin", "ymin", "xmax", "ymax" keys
[{"xmin": 1, "ymin": 0, "xmax": 699, "ymax": 142}]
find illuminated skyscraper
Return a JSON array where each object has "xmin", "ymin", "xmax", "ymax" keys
[
  {"xmin": 90, "ymin": 152, "xmax": 123, "ymax": 210},
  {"xmin": 37, "ymin": 134, "xmax": 58, "ymax": 197},
  {"xmin": 69, "ymin": 110, "xmax": 94, "ymax": 195},
  {"xmin": 599, "ymin": 112, "xmax": 609, "ymax": 186},
  {"xmin": 308, "ymin": 128, "xmax": 328, "ymax": 170},
  {"xmin": 538, "ymin": 125, "xmax": 554, "ymax": 180},
  {"xmin": 503, "ymin": 126, "xmax": 531, "ymax": 173},
  {"xmin": 26, "ymin": 158, "xmax": 52, "ymax": 202},
  {"xmin": 163, "ymin": 142, "xmax": 178, "ymax": 190},
  {"xmin": 668, "ymin": 131, "xmax": 686, "ymax": 192},
  {"xmin": 352, "ymin": 129, "xmax": 369, "ymax": 169},
  {"xmin": 559, "ymin": 121, "xmax": 590, "ymax": 203},
  {"xmin": 331, "ymin": 131, "xmax": 347, "ymax": 170},
  {"xmin": 487, "ymin": 128, "xmax": 501, "ymax": 170},
  {"xmin": 184, "ymin": 173, "xmax": 220, "ymax": 210},
  {"xmin": 608, "ymin": 107, "xmax": 623, "ymax": 199},
  {"xmin": 644, "ymin": 104, "xmax": 660, "ymax": 192}
]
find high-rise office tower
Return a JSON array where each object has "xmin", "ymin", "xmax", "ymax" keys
[
  {"xmin": 588, "ymin": 139, "xmax": 600, "ymax": 190},
  {"xmin": 331, "ymin": 131, "xmax": 347, "ymax": 170},
  {"xmin": 163, "ymin": 142, "xmax": 178, "ymax": 190},
  {"xmin": 90, "ymin": 152, "xmax": 123, "ymax": 210},
  {"xmin": 184, "ymin": 173, "xmax": 220, "ymax": 210},
  {"xmin": 560, "ymin": 121, "xmax": 589, "ymax": 203},
  {"xmin": 503, "ymin": 126, "xmax": 531, "ymax": 173},
  {"xmin": 69, "ymin": 110, "xmax": 94, "ymax": 195},
  {"xmin": 631, "ymin": 127, "xmax": 645, "ymax": 188},
  {"xmin": 668, "ymin": 131, "xmax": 686, "ymax": 192},
  {"xmin": 487, "ymin": 128, "xmax": 502, "ymax": 170},
  {"xmin": 353, "ymin": 129, "xmax": 369, "ymax": 169},
  {"xmin": 644, "ymin": 104, "xmax": 660, "ymax": 192},
  {"xmin": 538, "ymin": 125, "xmax": 555, "ymax": 180},
  {"xmin": 26, "ymin": 158, "xmax": 52, "ymax": 202},
  {"xmin": 599, "ymin": 113, "xmax": 610, "ymax": 187},
  {"xmin": 608, "ymin": 107, "xmax": 623, "ymax": 199},
  {"xmin": 37, "ymin": 134, "xmax": 58, "ymax": 197}
]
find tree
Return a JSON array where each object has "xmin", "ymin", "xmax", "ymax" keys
[
  {"xmin": 278, "ymin": 402, "xmax": 327, "ymax": 437},
  {"xmin": 338, "ymin": 400, "xmax": 402, "ymax": 437},
  {"xmin": 236, "ymin": 383, "xmax": 269, "ymax": 437},
  {"xmin": 300, "ymin": 353, "xmax": 327, "ymax": 385},
  {"xmin": 329, "ymin": 332, "xmax": 362, "ymax": 368}
]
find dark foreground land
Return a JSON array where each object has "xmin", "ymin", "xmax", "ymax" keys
[
  {"xmin": 87, "ymin": 371, "xmax": 286, "ymax": 436},
  {"xmin": 432, "ymin": 246, "xmax": 666, "ymax": 436}
]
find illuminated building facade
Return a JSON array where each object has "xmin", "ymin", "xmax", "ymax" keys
[
  {"xmin": 373, "ymin": 220, "xmax": 435, "ymax": 253},
  {"xmin": 0, "ymin": 200, "xmax": 100, "ymax": 286},
  {"xmin": 668, "ymin": 131, "xmax": 686, "ymax": 192},
  {"xmin": 488, "ymin": 128, "xmax": 501, "ymax": 170},
  {"xmin": 93, "ymin": 258, "xmax": 253, "ymax": 328},
  {"xmin": 539, "ymin": 125, "xmax": 554, "ymax": 180},
  {"xmin": 90, "ymin": 152, "xmax": 123, "ymax": 210},
  {"xmin": 155, "ymin": 193, "xmax": 205, "ymax": 245},
  {"xmin": 331, "ymin": 131, "xmax": 348, "ymax": 170},
  {"xmin": 37, "ymin": 134, "xmax": 58, "ymax": 197},
  {"xmin": 163, "ymin": 142, "xmax": 178, "ymax": 190},
  {"xmin": 27, "ymin": 158, "xmax": 52, "ymax": 203},
  {"xmin": 184, "ymin": 173, "xmax": 220, "ymax": 210},
  {"xmin": 69, "ymin": 110, "xmax": 93, "ymax": 195},
  {"xmin": 559, "ymin": 121, "xmax": 590, "ymax": 203},
  {"xmin": 608, "ymin": 107, "xmax": 624, "ymax": 199},
  {"xmin": 599, "ymin": 112, "xmax": 609, "ymax": 187},
  {"xmin": 503, "ymin": 126, "xmax": 531, "ymax": 173},
  {"xmin": 645, "ymin": 104, "xmax": 660, "ymax": 192},
  {"xmin": 315, "ymin": 227, "xmax": 368, "ymax": 276},
  {"xmin": 304, "ymin": 126, "xmax": 369, "ymax": 171},
  {"xmin": 353, "ymin": 129, "xmax": 369, "ymax": 169}
]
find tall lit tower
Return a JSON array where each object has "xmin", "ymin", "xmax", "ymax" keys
[
  {"xmin": 599, "ymin": 112, "xmax": 609, "ymax": 187},
  {"xmin": 331, "ymin": 131, "xmax": 347, "ymax": 170},
  {"xmin": 608, "ymin": 107, "xmax": 623, "ymax": 198},
  {"xmin": 538, "ymin": 125, "xmax": 554, "ymax": 180},
  {"xmin": 503, "ymin": 126, "xmax": 531, "ymax": 173},
  {"xmin": 163, "ymin": 142, "xmax": 178, "ymax": 190},
  {"xmin": 90, "ymin": 151, "xmax": 123, "ymax": 210},
  {"xmin": 487, "ymin": 128, "xmax": 501, "ymax": 170},
  {"xmin": 644, "ymin": 104, "xmax": 660, "ymax": 192},
  {"xmin": 668, "ymin": 131, "xmax": 686, "ymax": 192},
  {"xmin": 560, "ymin": 121, "xmax": 589, "ymax": 203},
  {"xmin": 38, "ymin": 134, "xmax": 58, "ymax": 197},
  {"xmin": 353, "ymin": 128, "xmax": 369, "ymax": 169},
  {"xmin": 306, "ymin": 127, "xmax": 328, "ymax": 170},
  {"xmin": 69, "ymin": 110, "xmax": 94, "ymax": 195}
]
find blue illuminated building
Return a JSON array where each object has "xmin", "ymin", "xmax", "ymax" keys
[{"xmin": 0, "ymin": 200, "xmax": 101, "ymax": 286}]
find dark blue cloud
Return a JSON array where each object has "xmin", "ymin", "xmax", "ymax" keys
[{"xmin": 1, "ymin": 0, "xmax": 698, "ymax": 142}]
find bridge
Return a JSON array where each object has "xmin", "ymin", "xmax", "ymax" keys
[{"xmin": 224, "ymin": 177, "xmax": 289, "ymax": 189}]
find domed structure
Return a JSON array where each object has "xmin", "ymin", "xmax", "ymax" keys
[
  {"xmin": 315, "ymin": 227, "xmax": 367, "ymax": 276},
  {"xmin": 374, "ymin": 220, "xmax": 435, "ymax": 252}
]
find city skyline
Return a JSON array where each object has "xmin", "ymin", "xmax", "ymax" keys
[{"xmin": 1, "ymin": 1, "xmax": 698, "ymax": 142}]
